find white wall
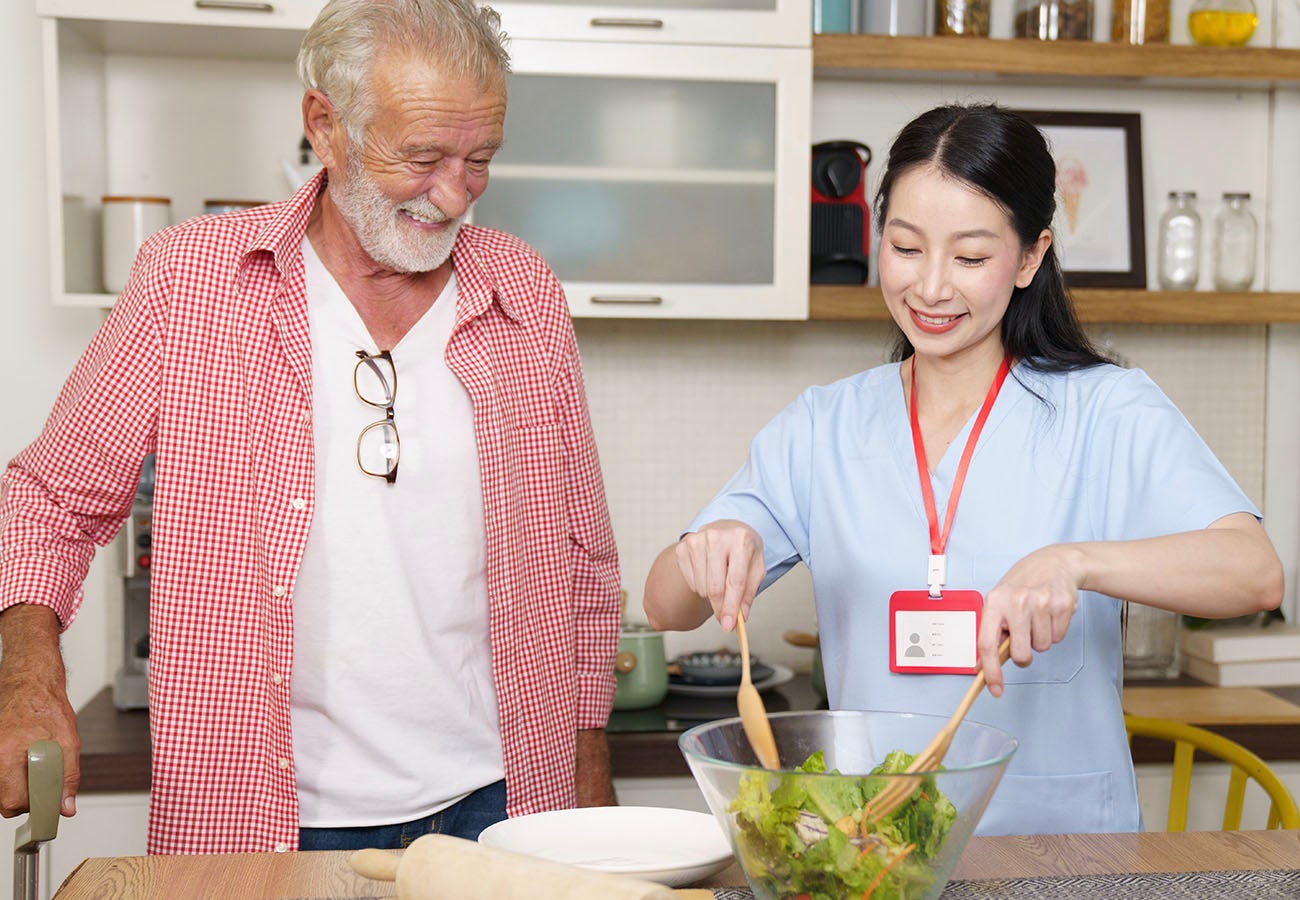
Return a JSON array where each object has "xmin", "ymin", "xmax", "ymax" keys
[
  {"xmin": 0, "ymin": 3, "xmax": 122, "ymax": 893},
  {"xmin": 0, "ymin": 6, "xmax": 117, "ymax": 704}
]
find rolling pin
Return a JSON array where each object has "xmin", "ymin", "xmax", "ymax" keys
[{"xmin": 350, "ymin": 833, "xmax": 681, "ymax": 900}]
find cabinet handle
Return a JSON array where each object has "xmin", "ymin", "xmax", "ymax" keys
[
  {"xmin": 195, "ymin": 0, "xmax": 275, "ymax": 11},
  {"xmin": 590, "ymin": 295, "xmax": 664, "ymax": 305},
  {"xmin": 589, "ymin": 16, "xmax": 665, "ymax": 28}
]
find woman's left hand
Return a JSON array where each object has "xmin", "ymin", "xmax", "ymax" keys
[{"xmin": 977, "ymin": 544, "xmax": 1084, "ymax": 697}]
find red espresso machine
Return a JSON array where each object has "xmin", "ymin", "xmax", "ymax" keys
[{"xmin": 810, "ymin": 139, "xmax": 872, "ymax": 284}]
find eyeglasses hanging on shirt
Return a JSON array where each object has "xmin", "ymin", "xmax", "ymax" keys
[{"xmin": 354, "ymin": 349, "xmax": 400, "ymax": 484}]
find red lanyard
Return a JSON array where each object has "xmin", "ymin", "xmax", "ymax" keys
[{"xmin": 909, "ymin": 354, "xmax": 1012, "ymax": 559}]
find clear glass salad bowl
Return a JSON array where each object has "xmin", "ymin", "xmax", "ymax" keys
[{"xmin": 679, "ymin": 709, "xmax": 1018, "ymax": 900}]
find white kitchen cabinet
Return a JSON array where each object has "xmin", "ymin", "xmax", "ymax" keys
[
  {"xmin": 0, "ymin": 792, "xmax": 148, "ymax": 900},
  {"xmin": 38, "ymin": 0, "xmax": 323, "ymax": 31},
  {"xmin": 486, "ymin": 39, "xmax": 810, "ymax": 319},
  {"xmin": 38, "ymin": 1, "xmax": 811, "ymax": 318},
  {"xmin": 489, "ymin": 0, "xmax": 807, "ymax": 47},
  {"xmin": 613, "ymin": 775, "xmax": 711, "ymax": 812},
  {"xmin": 40, "ymin": 0, "xmax": 807, "ymax": 47}
]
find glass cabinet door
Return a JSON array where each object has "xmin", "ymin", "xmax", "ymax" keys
[{"xmin": 474, "ymin": 40, "xmax": 810, "ymax": 318}]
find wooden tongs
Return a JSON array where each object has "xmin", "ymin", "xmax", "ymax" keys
[{"xmin": 862, "ymin": 637, "xmax": 1012, "ymax": 823}]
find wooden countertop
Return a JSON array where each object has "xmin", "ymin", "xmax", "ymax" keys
[
  {"xmin": 73, "ymin": 676, "xmax": 1300, "ymax": 794},
  {"xmin": 1122, "ymin": 685, "xmax": 1300, "ymax": 724},
  {"xmin": 50, "ymin": 830, "xmax": 1300, "ymax": 898}
]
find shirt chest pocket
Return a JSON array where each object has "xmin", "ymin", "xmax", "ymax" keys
[{"xmin": 974, "ymin": 552, "xmax": 1084, "ymax": 685}]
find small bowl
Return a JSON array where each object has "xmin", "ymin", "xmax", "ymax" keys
[
  {"xmin": 672, "ymin": 650, "xmax": 773, "ymax": 686},
  {"xmin": 679, "ymin": 709, "xmax": 1018, "ymax": 900}
]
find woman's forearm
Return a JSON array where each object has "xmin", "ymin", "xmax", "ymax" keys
[
  {"xmin": 643, "ymin": 542, "xmax": 713, "ymax": 631},
  {"xmin": 1075, "ymin": 512, "xmax": 1283, "ymax": 616}
]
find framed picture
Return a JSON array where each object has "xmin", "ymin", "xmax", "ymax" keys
[{"xmin": 1017, "ymin": 110, "xmax": 1146, "ymax": 289}]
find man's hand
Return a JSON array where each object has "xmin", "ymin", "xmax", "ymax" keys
[
  {"xmin": 0, "ymin": 605, "xmax": 81, "ymax": 819},
  {"xmin": 574, "ymin": 728, "xmax": 617, "ymax": 807}
]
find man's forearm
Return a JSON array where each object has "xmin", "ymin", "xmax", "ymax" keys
[
  {"xmin": 0, "ymin": 604, "xmax": 63, "ymax": 674},
  {"xmin": 575, "ymin": 728, "xmax": 616, "ymax": 807}
]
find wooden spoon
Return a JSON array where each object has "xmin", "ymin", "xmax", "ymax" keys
[{"xmin": 736, "ymin": 614, "xmax": 780, "ymax": 769}]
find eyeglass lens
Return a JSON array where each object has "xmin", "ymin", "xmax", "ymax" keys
[
  {"xmin": 358, "ymin": 418, "xmax": 400, "ymax": 480},
  {"xmin": 355, "ymin": 353, "xmax": 396, "ymax": 409}
]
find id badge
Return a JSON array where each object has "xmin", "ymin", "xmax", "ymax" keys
[{"xmin": 888, "ymin": 589, "xmax": 982, "ymax": 674}]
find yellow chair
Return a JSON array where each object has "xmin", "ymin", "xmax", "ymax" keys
[{"xmin": 1124, "ymin": 713, "xmax": 1300, "ymax": 831}]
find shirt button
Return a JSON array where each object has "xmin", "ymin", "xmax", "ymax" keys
[
  {"xmin": 272, "ymin": 585, "xmax": 286, "ymax": 598},
  {"xmin": 271, "ymin": 672, "xmax": 283, "ymax": 685},
  {"xmin": 278, "ymin": 757, "xmax": 291, "ymax": 770},
  {"xmin": 274, "ymin": 842, "xmax": 288, "ymax": 853},
  {"xmin": 291, "ymin": 498, "xmax": 306, "ymax": 510}
]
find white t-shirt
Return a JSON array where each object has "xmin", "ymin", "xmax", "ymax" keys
[{"xmin": 291, "ymin": 237, "xmax": 503, "ymax": 827}]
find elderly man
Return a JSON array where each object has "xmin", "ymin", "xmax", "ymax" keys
[{"xmin": 0, "ymin": 0, "xmax": 620, "ymax": 854}]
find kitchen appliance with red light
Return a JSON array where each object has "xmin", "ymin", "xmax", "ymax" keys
[{"xmin": 810, "ymin": 140, "xmax": 872, "ymax": 284}]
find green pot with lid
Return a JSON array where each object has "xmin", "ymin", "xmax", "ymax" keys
[{"xmin": 613, "ymin": 623, "xmax": 669, "ymax": 711}]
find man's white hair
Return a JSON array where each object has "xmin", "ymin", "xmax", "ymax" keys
[{"xmin": 297, "ymin": 0, "xmax": 511, "ymax": 144}]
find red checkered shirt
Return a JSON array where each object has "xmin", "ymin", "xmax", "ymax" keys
[{"xmin": 0, "ymin": 173, "xmax": 621, "ymax": 854}]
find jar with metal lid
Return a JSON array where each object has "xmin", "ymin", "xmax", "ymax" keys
[
  {"xmin": 1015, "ymin": 0, "xmax": 1093, "ymax": 40},
  {"xmin": 1111, "ymin": 0, "xmax": 1170, "ymax": 43},
  {"xmin": 1188, "ymin": 0, "xmax": 1257, "ymax": 46},
  {"xmin": 935, "ymin": 0, "xmax": 991, "ymax": 36}
]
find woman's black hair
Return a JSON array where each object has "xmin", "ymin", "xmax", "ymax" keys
[{"xmin": 874, "ymin": 103, "xmax": 1111, "ymax": 373}]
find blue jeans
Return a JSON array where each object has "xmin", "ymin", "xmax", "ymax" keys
[{"xmin": 298, "ymin": 780, "xmax": 507, "ymax": 850}]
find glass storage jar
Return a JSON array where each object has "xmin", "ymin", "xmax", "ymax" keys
[
  {"xmin": 935, "ymin": 0, "xmax": 991, "ymax": 35},
  {"xmin": 1015, "ymin": 0, "xmax": 1094, "ymax": 40},
  {"xmin": 1188, "ymin": 0, "xmax": 1257, "ymax": 46},
  {"xmin": 1213, "ymin": 192, "xmax": 1257, "ymax": 291},
  {"xmin": 1111, "ymin": 0, "xmax": 1170, "ymax": 43},
  {"xmin": 1157, "ymin": 191, "xmax": 1201, "ymax": 291}
]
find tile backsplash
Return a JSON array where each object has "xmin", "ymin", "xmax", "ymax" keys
[{"xmin": 576, "ymin": 318, "xmax": 1267, "ymax": 670}]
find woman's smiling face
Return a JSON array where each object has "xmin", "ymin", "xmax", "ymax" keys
[{"xmin": 878, "ymin": 164, "xmax": 1049, "ymax": 365}]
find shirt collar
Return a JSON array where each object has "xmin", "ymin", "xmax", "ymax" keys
[
  {"xmin": 449, "ymin": 228, "xmax": 522, "ymax": 325},
  {"xmin": 240, "ymin": 169, "xmax": 323, "ymax": 277}
]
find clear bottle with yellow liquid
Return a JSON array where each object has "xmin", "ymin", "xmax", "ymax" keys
[{"xmin": 1188, "ymin": 0, "xmax": 1257, "ymax": 47}]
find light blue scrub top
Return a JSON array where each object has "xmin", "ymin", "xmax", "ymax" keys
[{"xmin": 689, "ymin": 361, "xmax": 1258, "ymax": 836}]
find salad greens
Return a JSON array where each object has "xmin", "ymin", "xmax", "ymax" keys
[{"xmin": 729, "ymin": 749, "xmax": 957, "ymax": 900}]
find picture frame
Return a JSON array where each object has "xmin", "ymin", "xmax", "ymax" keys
[{"xmin": 1016, "ymin": 110, "xmax": 1146, "ymax": 289}]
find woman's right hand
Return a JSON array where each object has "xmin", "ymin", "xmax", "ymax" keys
[{"xmin": 673, "ymin": 520, "xmax": 766, "ymax": 631}]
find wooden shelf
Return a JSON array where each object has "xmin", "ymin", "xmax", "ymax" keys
[
  {"xmin": 813, "ymin": 34, "xmax": 1300, "ymax": 84},
  {"xmin": 810, "ymin": 286, "xmax": 1300, "ymax": 324}
]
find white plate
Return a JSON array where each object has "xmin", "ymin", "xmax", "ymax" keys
[
  {"xmin": 667, "ymin": 662, "xmax": 795, "ymax": 697},
  {"xmin": 478, "ymin": 805, "xmax": 733, "ymax": 888}
]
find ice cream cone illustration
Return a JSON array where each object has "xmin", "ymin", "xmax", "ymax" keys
[{"xmin": 1056, "ymin": 158, "xmax": 1088, "ymax": 234}]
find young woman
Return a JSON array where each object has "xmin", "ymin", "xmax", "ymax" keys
[{"xmin": 643, "ymin": 103, "xmax": 1283, "ymax": 835}]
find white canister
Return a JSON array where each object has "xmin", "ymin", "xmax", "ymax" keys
[
  {"xmin": 204, "ymin": 199, "xmax": 265, "ymax": 215},
  {"xmin": 860, "ymin": 0, "xmax": 928, "ymax": 33},
  {"xmin": 101, "ymin": 195, "xmax": 172, "ymax": 295}
]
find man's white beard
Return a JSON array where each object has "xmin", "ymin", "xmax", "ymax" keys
[{"xmin": 330, "ymin": 153, "xmax": 467, "ymax": 273}]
